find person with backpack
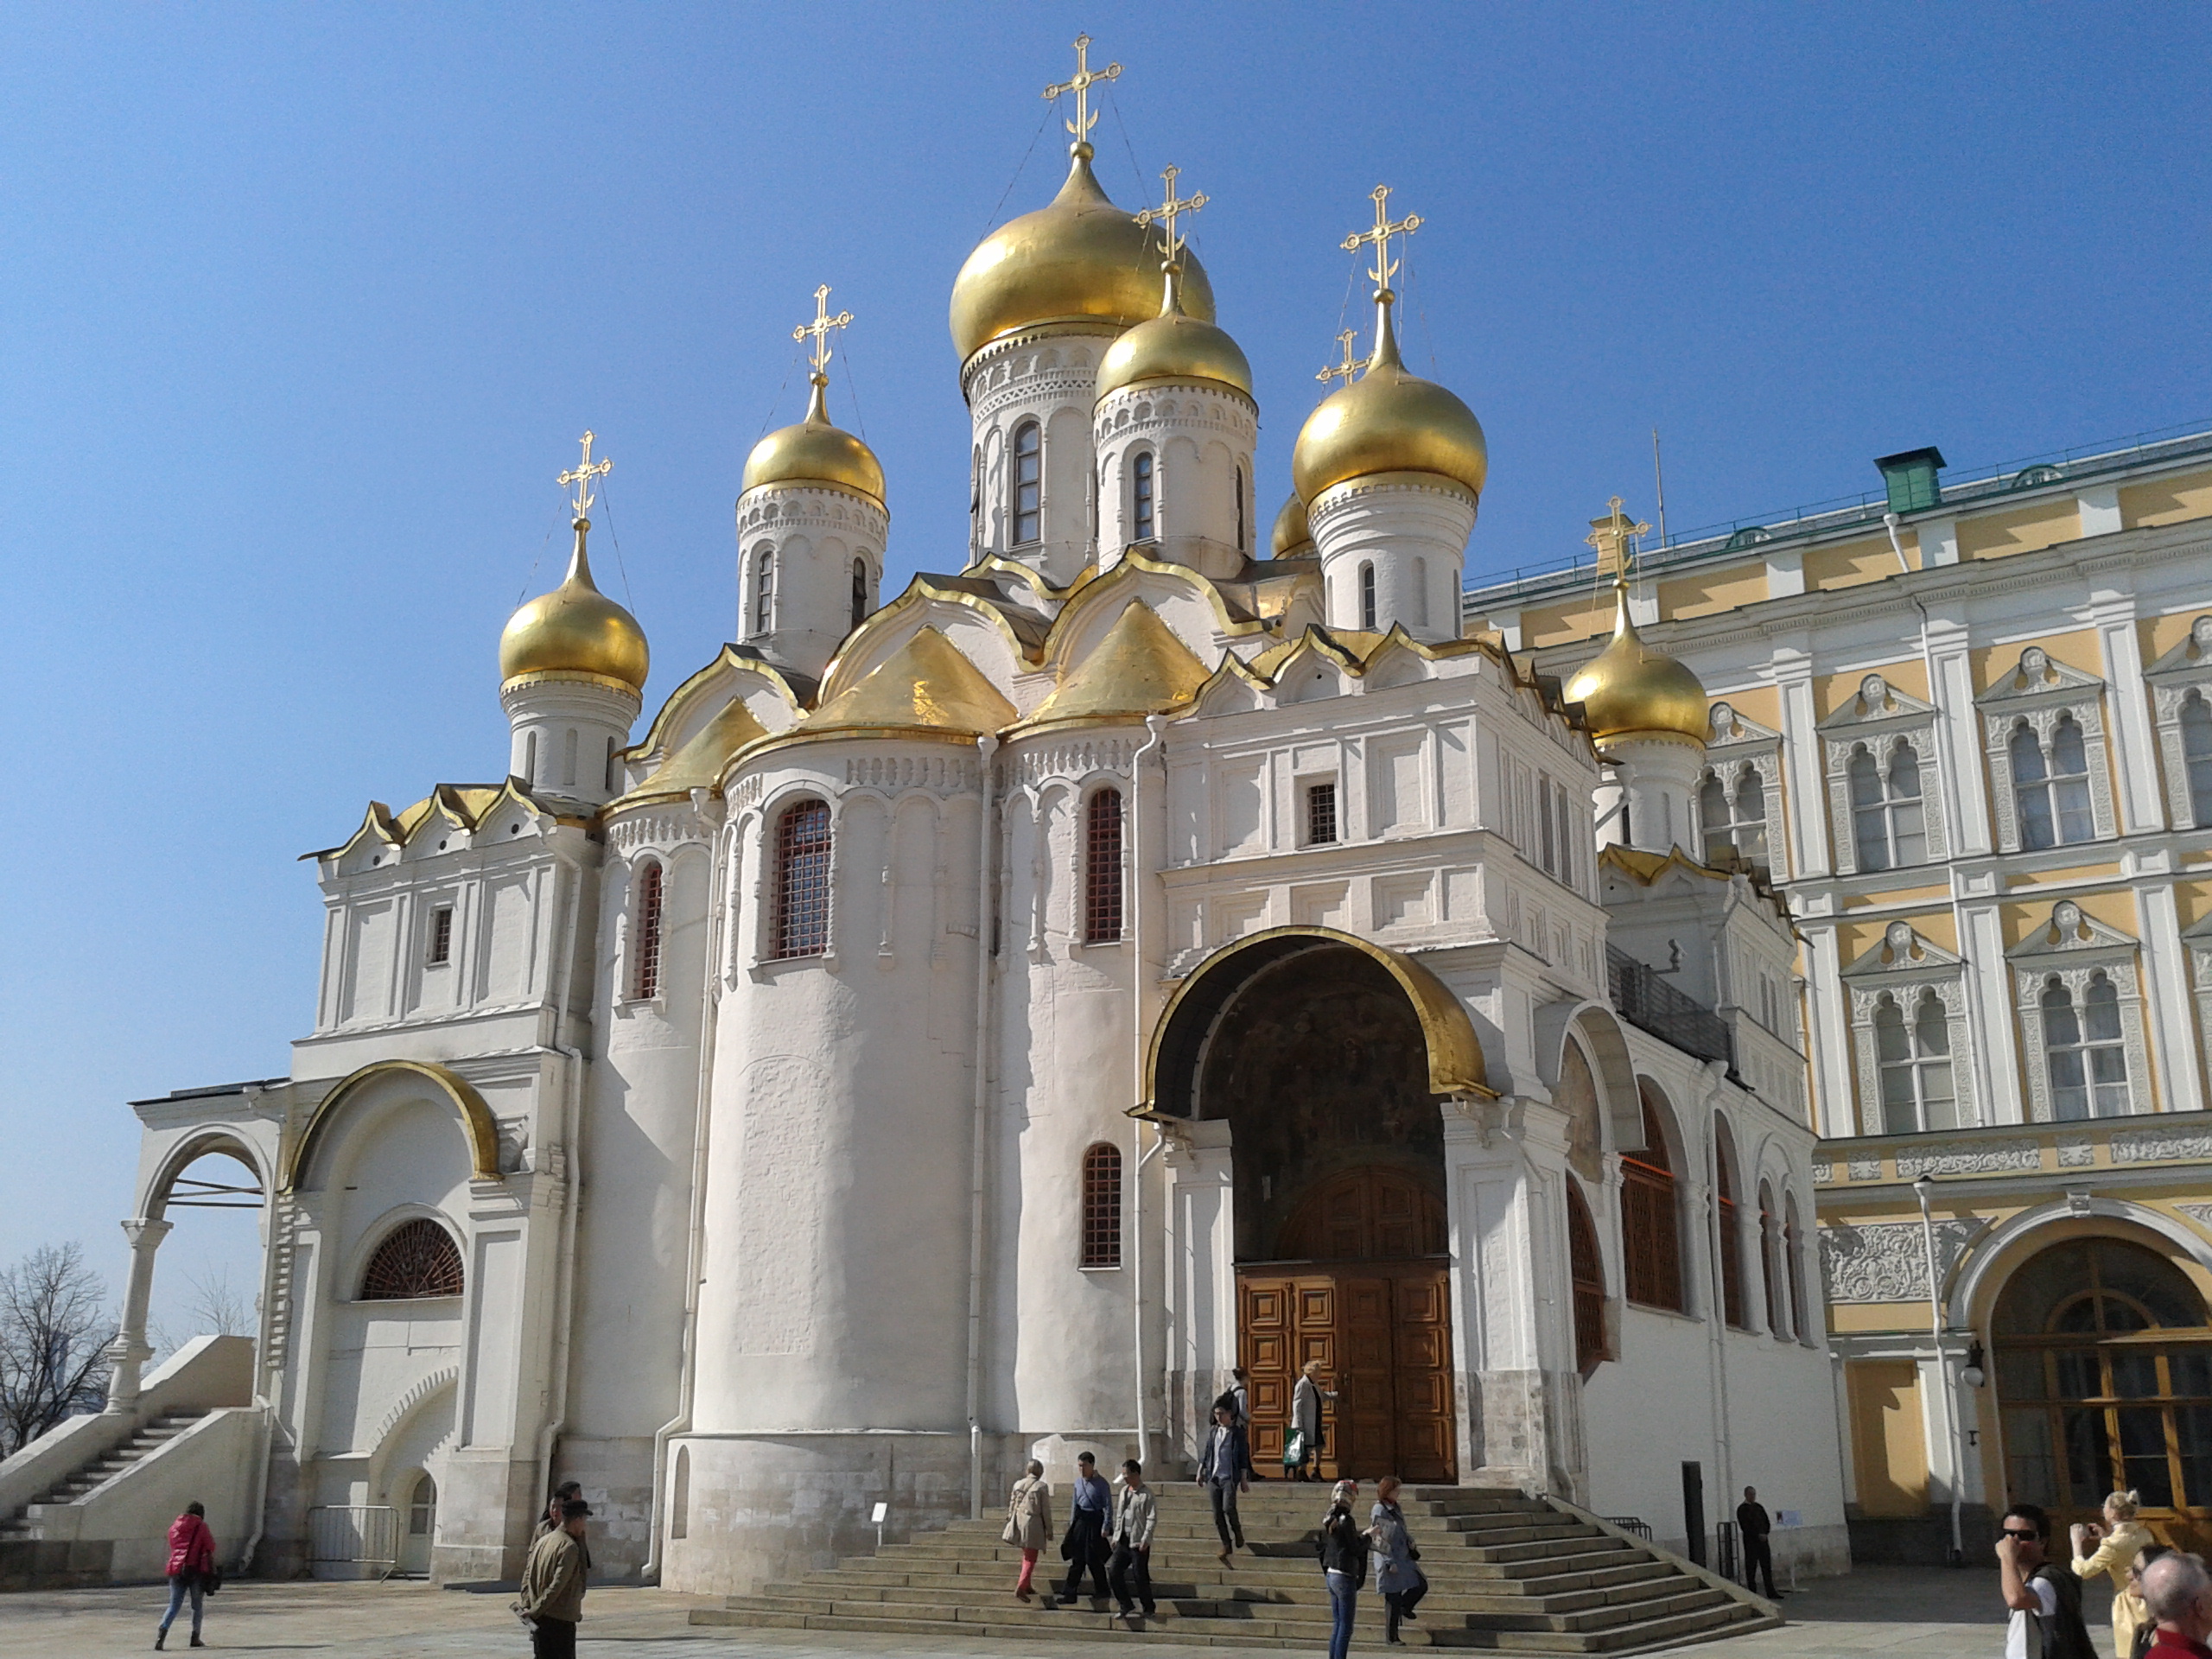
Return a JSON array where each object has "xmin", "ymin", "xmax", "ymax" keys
[
  {"xmin": 1998, "ymin": 1503, "xmax": 2095, "ymax": 1659},
  {"xmin": 155, "ymin": 1501, "xmax": 218, "ymax": 1650},
  {"xmin": 1318, "ymin": 1478, "xmax": 1369, "ymax": 1659}
]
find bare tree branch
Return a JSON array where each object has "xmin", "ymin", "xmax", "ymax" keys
[{"xmin": 0, "ymin": 1243, "xmax": 116, "ymax": 1455}]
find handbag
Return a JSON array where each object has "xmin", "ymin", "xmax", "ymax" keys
[
  {"xmin": 1282, "ymin": 1428, "xmax": 1306, "ymax": 1468},
  {"xmin": 1002, "ymin": 1512, "xmax": 1022, "ymax": 1545},
  {"xmin": 200, "ymin": 1566, "xmax": 223, "ymax": 1595}
]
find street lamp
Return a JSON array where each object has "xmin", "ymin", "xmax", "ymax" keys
[{"xmin": 1913, "ymin": 1175, "xmax": 1966, "ymax": 1567}]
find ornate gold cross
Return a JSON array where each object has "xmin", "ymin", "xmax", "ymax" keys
[
  {"xmin": 1341, "ymin": 183, "xmax": 1422, "ymax": 291},
  {"xmin": 1044, "ymin": 33, "xmax": 1121, "ymax": 146},
  {"xmin": 1316, "ymin": 328, "xmax": 1361, "ymax": 390},
  {"xmin": 558, "ymin": 430, "xmax": 612, "ymax": 517},
  {"xmin": 792, "ymin": 283, "xmax": 854, "ymax": 378},
  {"xmin": 1134, "ymin": 164, "xmax": 1206, "ymax": 264},
  {"xmin": 1585, "ymin": 494, "xmax": 1651, "ymax": 577}
]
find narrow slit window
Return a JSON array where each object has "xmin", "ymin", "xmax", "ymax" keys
[
  {"xmin": 850, "ymin": 557, "xmax": 868, "ymax": 629},
  {"xmin": 1306, "ymin": 781, "xmax": 1338, "ymax": 846},
  {"xmin": 1011, "ymin": 423, "xmax": 1042, "ymax": 544},
  {"xmin": 1359, "ymin": 562, "xmax": 1376, "ymax": 630},
  {"xmin": 1081, "ymin": 1141, "xmax": 1123, "ymax": 1268},
  {"xmin": 753, "ymin": 550, "xmax": 774, "ymax": 634},
  {"xmin": 427, "ymin": 906, "xmax": 454, "ymax": 967},
  {"xmin": 1758, "ymin": 1180, "xmax": 1783, "ymax": 1335},
  {"xmin": 1132, "ymin": 450, "xmax": 1154, "ymax": 542},
  {"xmin": 772, "ymin": 799, "xmax": 833, "ymax": 959},
  {"xmin": 632, "ymin": 862, "xmax": 665, "ymax": 999},
  {"xmin": 1620, "ymin": 1095, "xmax": 1685, "ymax": 1313},
  {"xmin": 1714, "ymin": 1128, "xmax": 1746, "ymax": 1329},
  {"xmin": 1234, "ymin": 464, "xmax": 1246, "ymax": 550},
  {"xmin": 1084, "ymin": 788, "xmax": 1124, "ymax": 944},
  {"xmin": 1567, "ymin": 1179, "xmax": 1608, "ymax": 1376}
]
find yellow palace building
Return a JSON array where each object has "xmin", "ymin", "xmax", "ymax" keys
[{"xmin": 1467, "ymin": 429, "xmax": 2212, "ymax": 1561}]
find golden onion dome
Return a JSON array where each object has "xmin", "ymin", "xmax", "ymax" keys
[
  {"xmin": 1094, "ymin": 264, "xmax": 1252, "ymax": 404},
  {"xmin": 950, "ymin": 143, "xmax": 1217, "ymax": 365},
  {"xmin": 741, "ymin": 374, "xmax": 886, "ymax": 508},
  {"xmin": 1292, "ymin": 293, "xmax": 1488, "ymax": 503},
  {"xmin": 1270, "ymin": 492, "xmax": 1313, "ymax": 557},
  {"xmin": 1563, "ymin": 577, "xmax": 1708, "ymax": 744},
  {"xmin": 499, "ymin": 518, "xmax": 650, "ymax": 694}
]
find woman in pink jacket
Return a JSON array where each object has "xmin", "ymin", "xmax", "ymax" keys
[{"xmin": 155, "ymin": 1501, "xmax": 216, "ymax": 1650}]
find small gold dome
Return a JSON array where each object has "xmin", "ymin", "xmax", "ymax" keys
[
  {"xmin": 741, "ymin": 376, "xmax": 886, "ymax": 507},
  {"xmin": 1563, "ymin": 579, "xmax": 1707, "ymax": 743},
  {"xmin": 1292, "ymin": 296, "xmax": 1488, "ymax": 503},
  {"xmin": 500, "ymin": 519, "xmax": 650, "ymax": 694},
  {"xmin": 950, "ymin": 144, "xmax": 1217, "ymax": 365},
  {"xmin": 1095, "ymin": 265, "xmax": 1252, "ymax": 404},
  {"xmin": 1270, "ymin": 493, "xmax": 1313, "ymax": 557}
]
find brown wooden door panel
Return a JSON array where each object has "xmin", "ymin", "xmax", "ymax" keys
[{"xmin": 1394, "ymin": 1268, "xmax": 1457, "ymax": 1483}]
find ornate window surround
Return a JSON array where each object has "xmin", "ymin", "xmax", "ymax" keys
[
  {"xmin": 1700, "ymin": 702, "xmax": 1786, "ymax": 873},
  {"xmin": 1976, "ymin": 645, "xmax": 2116, "ymax": 853},
  {"xmin": 2182, "ymin": 910, "xmax": 2212, "ymax": 1105},
  {"xmin": 2007, "ymin": 899, "xmax": 2151, "ymax": 1122},
  {"xmin": 2147, "ymin": 614, "xmax": 2212, "ymax": 830},
  {"xmin": 1818, "ymin": 673, "xmax": 1948, "ymax": 875},
  {"xmin": 1840, "ymin": 921, "xmax": 1977, "ymax": 1135}
]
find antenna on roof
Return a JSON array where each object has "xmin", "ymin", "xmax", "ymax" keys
[{"xmin": 1651, "ymin": 427, "xmax": 1669, "ymax": 551}]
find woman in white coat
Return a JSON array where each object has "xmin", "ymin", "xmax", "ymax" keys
[{"xmin": 1004, "ymin": 1460, "xmax": 1053, "ymax": 1601}]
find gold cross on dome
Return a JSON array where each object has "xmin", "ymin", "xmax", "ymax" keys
[
  {"xmin": 1043, "ymin": 33, "xmax": 1122, "ymax": 145},
  {"xmin": 1585, "ymin": 494, "xmax": 1651, "ymax": 577},
  {"xmin": 792, "ymin": 283, "xmax": 854, "ymax": 378},
  {"xmin": 1341, "ymin": 183, "xmax": 1422, "ymax": 291},
  {"xmin": 1317, "ymin": 328, "xmax": 1361, "ymax": 389},
  {"xmin": 558, "ymin": 430, "xmax": 612, "ymax": 516},
  {"xmin": 1134, "ymin": 164, "xmax": 1206, "ymax": 264}
]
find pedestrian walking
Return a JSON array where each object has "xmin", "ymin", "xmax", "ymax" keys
[
  {"xmin": 1370, "ymin": 1476, "xmax": 1426, "ymax": 1645},
  {"xmin": 1053, "ymin": 1451, "xmax": 1111, "ymax": 1608},
  {"xmin": 1003, "ymin": 1459, "xmax": 1053, "ymax": 1602},
  {"xmin": 1197, "ymin": 1403, "xmax": 1253, "ymax": 1562},
  {"xmin": 1317, "ymin": 1479, "xmax": 1368, "ymax": 1659},
  {"xmin": 1107, "ymin": 1460, "xmax": 1158, "ymax": 1620},
  {"xmin": 1230, "ymin": 1367, "xmax": 1250, "ymax": 1427},
  {"xmin": 1287, "ymin": 1359, "xmax": 1338, "ymax": 1482},
  {"xmin": 154, "ymin": 1501, "xmax": 217, "ymax": 1650},
  {"xmin": 2129, "ymin": 1546, "xmax": 2176, "ymax": 1659},
  {"xmin": 514, "ymin": 1497, "xmax": 591, "ymax": 1659},
  {"xmin": 2073, "ymin": 1490, "xmax": 2152, "ymax": 1658},
  {"xmin": 533, "ymin": 1480, "xmax": 583, "ymax": 1540},
  {"xmin": 2141, "ymin": 1551, "xmax": 2212, "ymax": 1659},
  {"xmin": 1735, "ymin": 1485, "xmax": 1780, "ymax": 1599},
  {"xmin": 1997, "ymin": 1502, "xmax": 2095, "ymax": 1659}
]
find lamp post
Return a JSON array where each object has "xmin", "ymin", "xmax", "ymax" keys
[{"xmin": 1913, "ymin": 1175, "xmax": 1965, "ymax": 1567}]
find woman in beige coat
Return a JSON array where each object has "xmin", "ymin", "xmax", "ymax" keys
[
  {"xmin": 1004, "ymin": 1460, "xmax": 1053, "ymax": 1601},
  {"xmin": 2071, "ymin": 1489, "xmax": 2152, "ymax": 1657}
]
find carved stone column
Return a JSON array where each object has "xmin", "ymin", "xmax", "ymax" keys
[
  {"xmin": 1160, "ymin": 1117, "xmax": 1235, "ymax": 1469},
  {"xmin": 104, "ymin": 1215, "xmax": 173, "ymax": 1413}
]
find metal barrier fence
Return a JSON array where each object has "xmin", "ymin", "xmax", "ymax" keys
[
  {"xmin": 1604, "ymin": 1515, "xmax": 1653, "ymax": 1541},
  {"xmin": 307, "ymin": 1505, "xmax": 399, "ymax": 1578}
]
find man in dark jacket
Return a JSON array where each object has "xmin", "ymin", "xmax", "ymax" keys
[
  {"xmin": 1197, "ymin": 1403, "xmax": 1254, "ymax": 1561},
  {"xmin": 1735, "ymin": 1486, "xmax": 1779, "ymax": 1599},
  {"xmin": 1052, "ymin": 1452, "xmax": 1111, "ymax": 1608},
  {"xmin": 1999, "ymin": 1502, "xmax": 2096, "ymax": 1659},
  {"xmin": 516, "ymin": 1499, "xmax": 591, "ymax": 1659}
]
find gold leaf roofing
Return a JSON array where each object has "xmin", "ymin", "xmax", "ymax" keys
[
  {"xmin": 1026, "ymin": 601, "xmax": 1208, "ymax": 727},
  {"xmin": 805, "ymin": 626, "xmax": 1018, "ymax": 737},
  {"xmin": 617, "ymin": 696, "xmax": 770, "ymax": 807}
]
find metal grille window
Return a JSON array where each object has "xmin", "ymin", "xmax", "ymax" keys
[
  {"xmin": 1359, "ymin": 562, "xmax": 1377, "ymax": 630},
  {"xmin": 1700, "ymin": 766, "xmax": 1769, "ymax": 866},
  {"xmin": 426, "ymin": 906, "xmax": 454, "ymax": 966},
  {"xmin": 1306, "ymin": 781, "xmax": 1338, "ymax": 845},
  {"xmin": 1084, "ymin": 788, "xmax": 1124, "ymax": 944},
  {"xmin": 1132, "ymin": 450, "xmax": 1154, "ymax": 542},
  {"xmin": 1567, "ymin": 1179, "xmax": 1608, "ymax": 1376},
  {"xmin": 753, "ymin": 550, "xmax": 774, "ymax": 634},
  {"xmin": 2044, "ymin": 971, "xmax": 2130, "ymax": 1118},
  {"xmin": 2013, "ymin": 715, "xmax": 2095, "ymax": 849},
  {"xmin": 1713, "ymin": 1130, "xmax": 1746, "ymax": 1330},
  {"xmin": 850, "ymin": 558, "xmax": 868, "ymax": 629},
  {"xmin": 1011, "ymin": 423, "xmax": 1042, "ymax": 544},
  {"xmin": 1848, "ymin": 738, "xmax": 1927, "ymax": 871},
  {"xmin": 2185, "ymin": 693, "xmax": 2212, "ymax": 824},
  {"xmin": 632, "ymin": 862, "xmax": 665, "ymax": 999},
  {"xmin": 1874, "ymin": 988, "xmax": 1956, "ymax": 1134},
  {"xmin": 772, "ymin": 799, "xmax": 833, "ymax": 959},
  {"xmin": 1081, "ymin": 1141, "xmax": 1122, "ymax": 1268},
  {"xmin": 1620, "ymin": 1096, "xmax": 1685, "ymax": 1313},
  {"xmin": 360, "ymin": 1219, "xmax": 464, "ymax": 1300}
]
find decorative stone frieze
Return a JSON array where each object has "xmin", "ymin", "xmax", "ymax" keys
[
  {"xmin": 1820, "ymin": 1217, "xmax": 1982, "ymax": 1303},
  {"xmin": 1894, "ymin": 1140, "xmax": 2041, "ymax": 1179}
]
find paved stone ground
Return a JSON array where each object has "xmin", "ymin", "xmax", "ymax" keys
[{"xmin": 0, "ymin": 1567, "xmax": 2120, "ymax": 1658}]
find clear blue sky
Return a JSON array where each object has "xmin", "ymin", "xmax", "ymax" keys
[{"xmin": 3, "ymin": 3, "xmax": 2206, "ymax": 1334}]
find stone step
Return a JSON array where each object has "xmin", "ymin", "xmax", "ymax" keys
[{"xmin": 821, "ymin": 1544, "xmax": 1650, "ymax": 1589}]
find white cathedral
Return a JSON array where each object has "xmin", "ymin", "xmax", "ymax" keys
[{"xmin": 91, "ymin": 48, "xmax": 1849, "ymax": 1594}]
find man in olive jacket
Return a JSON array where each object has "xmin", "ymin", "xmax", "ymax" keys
[{"xmin": 516, "ymin": 1499, "xmax": 591, "ymax": 1659}]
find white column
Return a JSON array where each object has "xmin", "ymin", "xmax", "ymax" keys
[
  {"xmin": 2094, "ymin": 593, "xmax": 2167, "ymax": 835},
  {"xmin": 1960, "ymin": 901, "xmax": 2023, "ymax": 1123},
  {"xmin": 1801, "ymin": 931, "xmax": 1855, "ymax": 1138},
  {"xmin": 1162, "ymin": 1121, "xmax": 1235, "ymax": 1469},
  {"xmin": 2138, "ymin": 880, "xmax": 2205, "ymax": 1115},
  {"xmin": 1926, "ymin": 612, "xmax": 1991, "ymax": 858},
  {"xmin": 1774, "ymin": 648, "xmax": 1830, "ymax": 878},
  {"xmin": 104, "ymin": 1216, "xmax": 173, "ymax": 1413}
]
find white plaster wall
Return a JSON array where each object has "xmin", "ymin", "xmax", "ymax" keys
[
  {"xmin": 735, "ymin": 484, "xmax": 887, "ymax": 681},
  {"xmin": 1309, "ymin": 474, "xmax": 1475, "ymax": 643},
  {"xmin": 963, "ymin": 330, "xmax": 1115, "ymax": 583},
  {"xmin": 1094, "ymin": 381, "xmax": 1256, "ymax": 580}
]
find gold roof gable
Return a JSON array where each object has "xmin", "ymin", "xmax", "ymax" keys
[
  {"xmin": 806, "ymin": 626, "xmax": 1018, "ymax": 737},
  {"xmin": 615, "ymin": 696, "xmax": 771, "ymax": 808},
  {"xmin": 1026, "ymin": 600, "xmax": 1209, "ymax": 728}
]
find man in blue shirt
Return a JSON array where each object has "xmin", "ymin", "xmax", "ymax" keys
[{"xmin": 1052, "ymin": 1452, "xmax": 1112, "ymax": 1608}]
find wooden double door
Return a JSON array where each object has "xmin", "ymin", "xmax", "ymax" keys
[{"xmin": 1238, "ymin": 1260, "xmax": 1457, "ymax": 1484}]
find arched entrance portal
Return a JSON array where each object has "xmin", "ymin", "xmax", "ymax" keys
[
  {"xmin": 1993, "ymin": 1236, "xmax": 2212, "ymax": 1550},
  {"xmin": 1165, "ymin": 933, "xmax": 1464, "ymax": 1483}
]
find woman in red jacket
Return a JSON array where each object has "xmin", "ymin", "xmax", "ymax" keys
[{"xmin": 156, "ymin": 1501, "xmax": 216, "ymax": 1650}]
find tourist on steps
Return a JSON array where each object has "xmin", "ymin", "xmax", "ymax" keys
[
  {"xmin": 1197, "ymin": 1402, "xmax": 1253, "ymax": 1562},
  {"xmin": 1318, "ymin": 1479, "xmax": 1369, "ymax": 1659},
  {"xmin": 1108, "ymin": 1459, "xmax": 1158, "ymax": 1620},
  {"xmin": 154, "ymin": 1500, "xmax": 217, "ymax": 1650},
  {"xmin": 515, "ymin": 1498, "xmax": 592, "ymax": 1659},
  {"xmin": 1003, "ymin": 1459, "xmax": 1052, "ymax": 1602},
  {"xmin": 1052, "ymin": 1451, "xmax": 1111, "ymax": 1608},
  {"xmin": 1371, "ymin": 1476, "xmax": 1427, "ymax": 1645},
  {"xmin": 1287, "ymin": 1359, "xmax": 1338, "ymax": 1482}
]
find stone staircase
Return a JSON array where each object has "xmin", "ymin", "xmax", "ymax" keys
[
  {"xmin": 0, "ymin": 1413, "xmax": 200, "ymax": 1541},
  {"xmin": 693, "ymin": 1480, "xmax": 1782, "ymax": 1651}
]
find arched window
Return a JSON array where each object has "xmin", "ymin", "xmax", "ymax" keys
[
  {"xmin": 753, "ymin": 549, "xmax": 774, "ymax": 634},
  {"xmin": 360, "ymin": 1218, "xmax": 464, "ymax": 1300},
  {"xmin": 1081, "ymin": 1141, "xmax": 1122, "ymax": 1268},
  {"xmin": 1359, "ymin": 562, "xmax": 1377, "ymax": 630},
  {"xmin": 1713, "ymin": 1123, "xmax": 1746, "ymax": 1329},
  {"xmin": 1132, "ymin": 449, "xmax": 1155, "ymax": 542},
  {"xmin": 2015, "ymin": 715, "xmax": 2094, "ymax": 849},
  {"xmin": 631, "ymin": 861, "xmax": 665, "ymax": 999},
  {"xmin": 1873, "ymin": 988, "xmax": 1956, "ymax": 1134},
  {"xmin": 523, "ymin": 731, "xmax": 538, "ymax": 785},
  {"xmin": 1011, "ymin": 422, "xmax": 1042, "ymax": 544},
  {"xmin": 1567, "ymin": 1179, "xmax": 1608, "ymax": 1376},
  {"xmin": 2183, "ymin": 691, "xmax": 2212, "ymax": 824},
  {"xmin": 1084, "ymin": 787, "xmax": 1124, "ymax": 944},
  {"xmin": 1701, "ymin": 766, "xmax": 1768, "ymax": 866},
  {"xmin": 2044, "ymin": 971, "xmax": 2130, "ymax": 1118},
  {"xmin": 1234, "ymin": 464, "xmax": 1246, "ymax": 550},
  {"xmin": 1848, "ymin": 739, "xmax": 1926, "ymax": 871},
  {"xmin": 1620, "ymin": 1091, "xmax": 1685, "ymax": 1313},
  {"xmin": 772, "ymin": 798, "xmax": 833, "ymax": 959},
  {"xmin": 1758, "ymin": 1179, "xmax": 1783, "ymax": 1335},
  {"xmin": 969, "ymin": 445, "xmax": 982, "ymax": 544},
  {"xmin": 407, "ymin": 1472, "xmax": 437, "ymax": 1540},
  {"xmin": 1783, "ymin": 1193, "xmax": 1807, "ymax": 1341},
  {"xmin": 850, "ymin": 557, "xmax": 868, "ymax": 629}
]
